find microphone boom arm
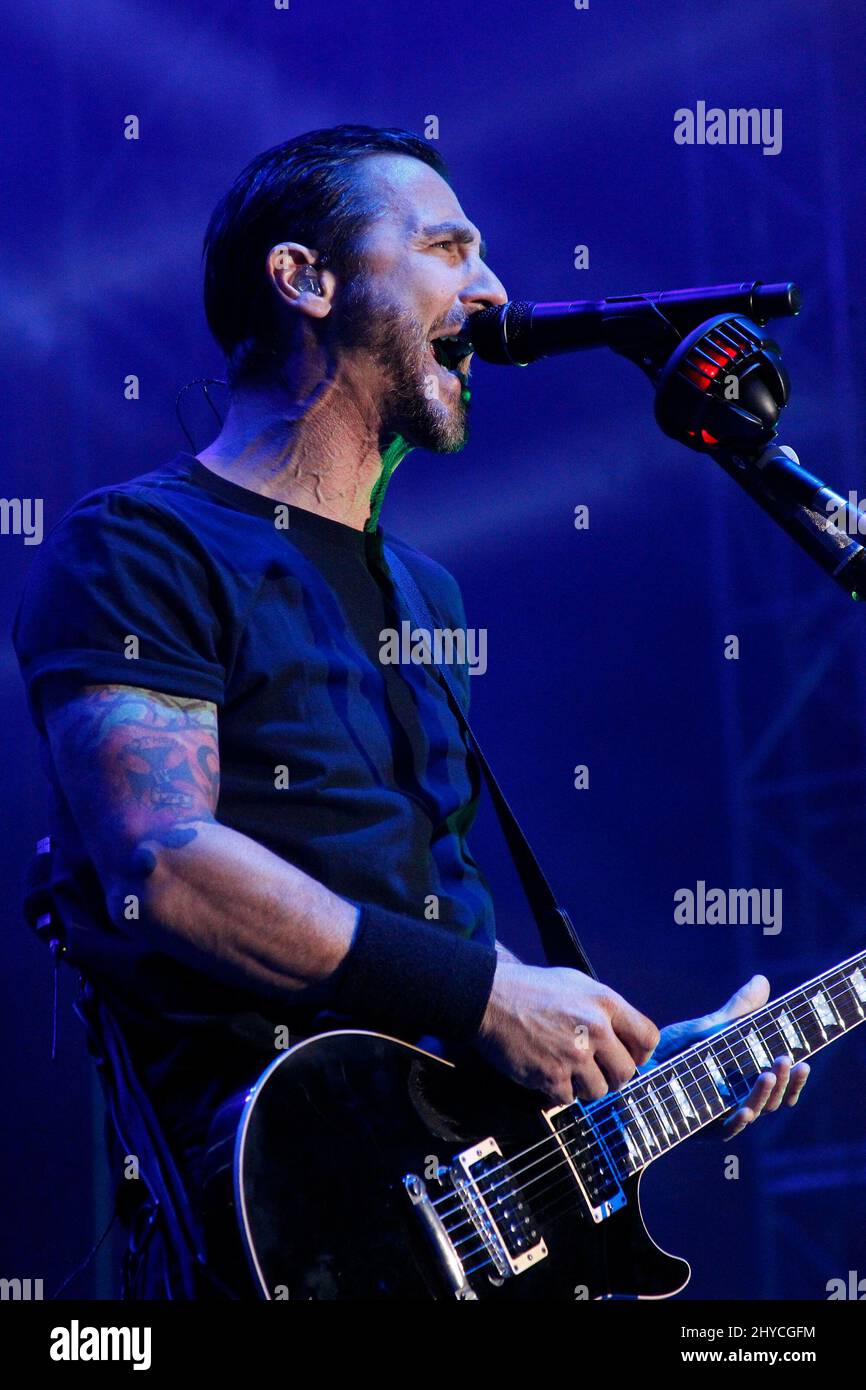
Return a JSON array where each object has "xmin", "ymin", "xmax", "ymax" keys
[{"xmin": 710, "ymin": 442, "xmax": 866, "ymax": 602}]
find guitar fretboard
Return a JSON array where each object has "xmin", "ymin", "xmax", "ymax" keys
[{"xmin": 569, "ymin": 950, "xmax": 866, "ymax": 1189}]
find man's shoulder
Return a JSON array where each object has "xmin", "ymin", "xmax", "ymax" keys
[
  {"xmin": 44, "ymin": 454, "xmax": 201, "ymax": 538},
  {"xmin": 13, "ymin": 454, "xmax": 221, "ymax": 655}
]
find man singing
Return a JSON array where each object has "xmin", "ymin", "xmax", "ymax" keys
[{"xmin": 13, "ymin": 125, "xmax": 808, "ymax": 1299}]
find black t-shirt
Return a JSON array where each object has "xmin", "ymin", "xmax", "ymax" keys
[{"xmin": 13, "ymin": 452, "xmax": 496, "ymax": 1185}]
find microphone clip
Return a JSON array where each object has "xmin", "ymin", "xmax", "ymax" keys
[{"xmin": 650, "ymin": 313, "xmax": 789, "ymax": 456}]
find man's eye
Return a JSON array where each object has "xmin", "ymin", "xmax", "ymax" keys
[{"xmin": 432, "ymin": 240, "xmax": 455, "ymax": 251}]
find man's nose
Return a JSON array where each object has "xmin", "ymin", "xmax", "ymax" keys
[{"xmin": 462, "ymin": 263, "xmax": 508, "ymax": 313}]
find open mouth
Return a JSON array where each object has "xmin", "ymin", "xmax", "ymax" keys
[{"xmin": 430, "ymin": 334, "xmax": 474, "ymax": 375}]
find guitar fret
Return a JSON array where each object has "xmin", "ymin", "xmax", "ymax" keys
[
  {"xmin": 694, "ymin": 1054, "xmax": 727, "ymax": 1115},
  {"xmin": 654, "ymin": 1076, "xmax": 688, "ymax": 1140},
  {"xmin": 600, "ymin": 953, "xmax": 866, "ymax": 1181},
  {"xmin": 796, "ymin": 1002, "xmax": 823, "ymax": 1052},
  {"xmin": 714, "ymin": 1030, "xmax": 752, "ymax": 1101},
  {"xmin": 636, "ymin": 1089, "xmax": 667, "ymax": 1151},
  {"xmin": 629, "ymin": 1098, "xmax": 659, "ymax": 1156},
  {"xmin": 744, "ymin": 1026, "xmax": 773, "ymax": 1071},
  {"xmin": 703, "ymin": 1048, "xmax": 732, "ymax": 1104},
  {"xmin": 776, "ymin": 1008, "xmax": 805, "ymax": 1053},
  {"xmin": 646, "ymin": 1082, "xmax": 676, "ymax": 1138},
  {"xmin": 754, "ymin": 1013, "xmax": 787, "ymax": 1061},
  {"xmin": 683, "ymin": 1052, "xmax": 717, "ymax": 1118},
  {"xmin": 763, "ymin": 1014, "xmax": 795, "ymax": 1061},
  {"xmin": 550, "ymin": 952, "xmax": 866, "ymax": 1227},
  {"xmin": 810, "ymin": 989, "xmax": 835, "ymax": 1037},
  {"xmin": 668, "ymin": 1068, "xmax": 699, "ymax": 1126},
  {"xmin": 686, "ymin": 1057, "xmax": 722, "ymax": 1119},
  {"xmin": 836, "ymin": 970, "xmax": 864, "ymax": 1026},
  {"xmin": 610, "ymin": 1097, "xmax": 640, "ymax": 1161},
  {"xmin": 825, "ymin": 970, "xmax": 858, "ymax": 1030}
]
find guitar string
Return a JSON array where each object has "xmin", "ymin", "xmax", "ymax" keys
[
  {"xmin": 554, "ymin": 971, "xmax": 858, "ymax": 1157},
  {"xmin": 440, "ymin": 1024, "xmax": 832, "ymax": 1252},
  {"xmin": 459, "ymin": 1051, "xmax": 824, "ymax": 1275},
  {"xmin": 435, "ymin": 978, "xmax": 853, "ymax": 1247},
  {"xmin": 457, "ymin": 999, "xmax": 854, "ymax": 1275},
  {"xmin": 433, "ymin": 980, "xmax": 845, "ymax": 1237},
  {"xmin": 462, "ymin": 1175, "xmax": 590, "ymax": 1277},
  {"xmin": 431, "ymin": 968, "xmax": 860, "ymax": 1228},
  {"xmin": 429, "ymin": 972, "xmax": 861, "ymax": 1242},
  {"xmin": 449, "ymin": 982, "xmax": 864, "ymax": 1272},
  {"xmin": 461, "ymin": 1170, "xmax": 585, "ymax": 1276}
]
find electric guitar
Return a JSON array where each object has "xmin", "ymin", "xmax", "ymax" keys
[{"xmin": 232, "ymin": 949, "xmax": 866, "ymax": 1299}]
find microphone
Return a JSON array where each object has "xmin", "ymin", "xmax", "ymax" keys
[{"xmin": 458, "ymin": 281, "xmax": 801, "ymax": 366}]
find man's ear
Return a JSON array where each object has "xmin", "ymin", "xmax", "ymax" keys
[{"xmin": 266, "ymin": 242, "xmax": 335, "ymax": 319}]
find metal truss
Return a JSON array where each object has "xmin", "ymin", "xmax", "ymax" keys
[{"xmin": 684, "ymin": 21, "xmax": 866, "ymax": 1298}]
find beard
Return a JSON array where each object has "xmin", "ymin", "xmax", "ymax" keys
[{"xmin": 333, "ymin": 275, "xmax": 470, "ymax": 453}]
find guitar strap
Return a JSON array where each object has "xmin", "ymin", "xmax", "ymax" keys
[{"xmin": 383, "ymin": 544, "xmax": 598, "ymax": 979}]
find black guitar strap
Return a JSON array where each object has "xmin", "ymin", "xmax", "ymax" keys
[{"xmin": 383, "ymin": 544, "xmax": 598, "ymax": 979}]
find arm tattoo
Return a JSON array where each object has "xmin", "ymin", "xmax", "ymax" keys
[{"xmin": 44, "ymin": 683, "xmax": 220, "ymax": 870}]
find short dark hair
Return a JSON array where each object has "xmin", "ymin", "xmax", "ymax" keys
[{"xmin": 202, "ymin": 124, "xmax": 450, "ymax": 386}]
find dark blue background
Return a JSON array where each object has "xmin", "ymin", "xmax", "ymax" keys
[{"xmin": 3, "ymin": 0, "xmax": 865, "ymax": 1299}]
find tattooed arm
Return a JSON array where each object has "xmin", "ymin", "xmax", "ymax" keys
[{"xmin": 41, "ymin": 682, "xmax": 357, "ymax": 997}]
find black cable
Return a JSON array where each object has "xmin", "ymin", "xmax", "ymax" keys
[
  {"xmin": 175, "ymin": 378, "xmax": 226, "ymax": 451},
  {"xmin": 51, "ymin": 1210, "xmax": 120, "ymax": 1299}
]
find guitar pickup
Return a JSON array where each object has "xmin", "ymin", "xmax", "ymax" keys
[
  {"xmin": 450, "ymin": 1136, "xmax": 548, "ymax": 1276},
  {"xmin": 543, "ymin": 1102, "xmax": 627, "ymax": 1223}
]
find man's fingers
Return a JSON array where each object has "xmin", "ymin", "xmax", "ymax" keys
[
  {"xmin": 569, "ymin": 1059, "xmax": 611, "ymax": 1106},
  {"xmin": 784, "ymin": 1061, "xmax": 810, "ymax": 1105},
  {"xmin": 746, "ymin": 1071, "xmax": 776, "ymax": 1118},
  {"xmin": 764, "ymin": 1055, "xmax": 792, "ymax": 1112},
  {"xmin": 722, "ymin": 1073, "xmax": 775, "ymax": 1138},
  {"xmin": 723, "ymin": 1107, "xmax": 756, "ymax": 1139},
  {"xmin": 720, "ymin": 1058, "xmax": 810, "ymax": 1139},
  {"xmin": 717, "ymin": 973, "xmax": 770, "ymax": 1022},
  {"xmin": 608, "ymin": 997, "xmax": 660, "ymax": 1067},
  {"xmin": 595, "ymin": 1036, "xmax": 644, "ymax": 1092}
]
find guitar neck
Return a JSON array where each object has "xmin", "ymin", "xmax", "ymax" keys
[{"xmin": 583, "ymin": 949, "xmax": 866, "ymax": 1179}]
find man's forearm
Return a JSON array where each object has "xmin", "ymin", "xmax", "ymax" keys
[
  {"xmin": 45, "ymin": 682, "xmax": 496, "ymax": 1038},
  {"xmin": 115, "ymin": 817, "xmax": 358, "ymax": 998},
  {"xmin": 495, "ymin": 940, "xmax": 522, "ymax": 965},
  {"xmin": 116, "ymin": 818, "xmax": 499, "ymax": 1046}
]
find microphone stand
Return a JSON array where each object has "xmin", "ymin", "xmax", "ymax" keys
[
  {"xmin": 707, "ymin": 442, "xmax": 866, "ymax": 603},
  {"xmin": 616, "ymin": 306, "xmax": 866, "ymax": 603}
]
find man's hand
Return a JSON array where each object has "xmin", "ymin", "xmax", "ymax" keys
[
  {"xmin": 648, "ymin": 974, "xmax": 810, "ymax": 1140},
  {"xmin": 477, "ymin": 960, "xmax": 660, "ymax": 1106}
]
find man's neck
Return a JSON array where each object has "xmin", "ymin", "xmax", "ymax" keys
[{"xmin": 196, "ymin": 362, "xmax": 391, "ymax": 532}]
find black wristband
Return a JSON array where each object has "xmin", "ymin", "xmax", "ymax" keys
[{"xmin": 328, "ymin": 902, "xmax": 497, "ymax": 1043}]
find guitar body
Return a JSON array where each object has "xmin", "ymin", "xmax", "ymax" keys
[{"xmin": 234, "ymin": 1030, "xmax": 690, "ymax": 1301}]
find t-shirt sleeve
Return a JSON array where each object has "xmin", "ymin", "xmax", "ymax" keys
[{"xmin": 13, "ymin": 486, "xmax": 227, "ymax": 734}]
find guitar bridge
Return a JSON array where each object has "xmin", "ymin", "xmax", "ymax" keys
[{"xmin": 405, "ymin": 1136, "xmax": 547, "ymax": 1296}]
